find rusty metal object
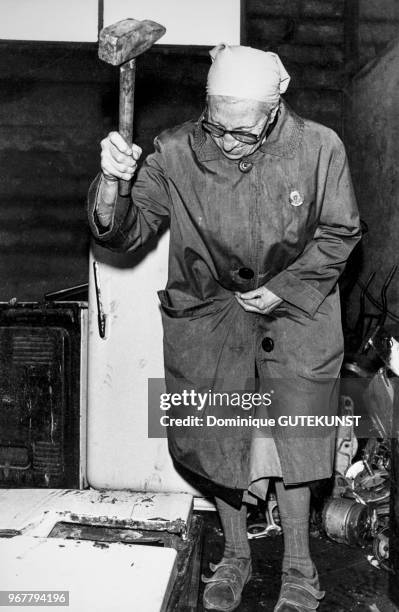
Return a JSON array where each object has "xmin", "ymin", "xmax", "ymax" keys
[
  {"xmin": 369, "ymin": 327, "xmax": 399, "ymax": 376},
  {"xmin": 322, "ymin": 497, "xmax": 371, "ymax": 546},
  {"xmin": 98, "ymin": 19, "xmax": 166, "ymax": 197},
  {"xmin": 334, "ymin": 395, "xmax": 358, "ymax": 479},
  {"xmin": 247, "ymin": 493, "xmax": 282, "ymax": 539},
  {"xmin": 373, "ymin": 528, "xmax": 389, "ymax": 562},
  {"xmin": 390, "ymin": 379, "xmax": 399, "ymax": 603}
]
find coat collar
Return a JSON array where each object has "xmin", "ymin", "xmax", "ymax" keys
[{"xmin": 191, "ymin": 98, "xmax": 304, "ymax": 163}]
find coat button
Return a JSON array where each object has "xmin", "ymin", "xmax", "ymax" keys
[
  {"xmin": 261, "ymin": 337, "xmax": 274, "ymax": 352},
  {"xmin": 238, "ymin": 267, "xmax": 254, "ymax": 279},
  {"xmin": 238, "ymin": 160, "xmax": 253, "ymax": 173}
]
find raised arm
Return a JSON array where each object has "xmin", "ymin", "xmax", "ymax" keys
[{"xmin": 87, "ymin": 131, "xmax": 170, "ymax": 252}]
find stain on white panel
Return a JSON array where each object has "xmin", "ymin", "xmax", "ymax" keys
[{"xmin": 0, "ymin": 489, "xmax": 193, "ymax": 537}]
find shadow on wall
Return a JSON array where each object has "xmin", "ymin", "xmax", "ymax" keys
[{"xmin": 344, "ymin": 36, "xmax": 399, "ymax": 325}]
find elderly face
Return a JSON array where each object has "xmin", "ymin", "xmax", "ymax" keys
[{"xmin": 205, "ymin": 95, "xmax": 277, "ymax": 160}]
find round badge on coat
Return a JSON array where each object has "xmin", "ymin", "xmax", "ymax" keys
[{"xmin": 289, "ymin": 190, "xmax": 303, "ymax": 207}]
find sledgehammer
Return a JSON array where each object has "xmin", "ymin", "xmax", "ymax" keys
[{"xmin": 98, "ymin": 19, "xmax": 166, "ymax": 196}]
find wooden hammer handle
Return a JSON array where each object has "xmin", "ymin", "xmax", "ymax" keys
[{"xmin": 119, "ymin": 59, "xmax": 136, "ymax": 197}]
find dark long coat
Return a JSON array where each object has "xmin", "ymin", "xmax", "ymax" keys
[{"xmin": 88, "ymin": 100, "xmax": 361, "ymax": 494}]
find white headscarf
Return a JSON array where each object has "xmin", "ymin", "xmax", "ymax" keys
[{"xmin": 207, "ymin": 44, "xmax": 290, "ymax": 106}]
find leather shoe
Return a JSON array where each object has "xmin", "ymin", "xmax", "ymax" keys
[
  {"xmin": 202, "ymin": 556, "xmax": 252, "ymax": 611},
  {"xmin": 274, "ymin": 567, "xmax": 325, "ymax": 611}
]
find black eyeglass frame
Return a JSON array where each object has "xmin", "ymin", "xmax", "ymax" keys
[{"xmin": 201, "ymin": 108, "xmax": 271, "ymax": 145}]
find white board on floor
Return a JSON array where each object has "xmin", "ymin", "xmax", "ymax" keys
[{"xmin": 1, "ymin": 536, "xmax": 177, "ymax": 612}]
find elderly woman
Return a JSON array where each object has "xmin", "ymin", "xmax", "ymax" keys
[{"xmin": 88, "ymin": 45, "xmax": 361, "ymax": 612}]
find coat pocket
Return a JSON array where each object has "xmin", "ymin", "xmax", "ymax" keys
[{"xmin": 157, "ymin": 289, "xmax": 230, "ymax": 319}]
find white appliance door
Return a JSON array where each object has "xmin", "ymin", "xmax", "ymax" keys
[{"xmin": 87, "ymin": 232, "xmax": 200, "ymax": 495}]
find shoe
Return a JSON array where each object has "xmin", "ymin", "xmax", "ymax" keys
[
  {"xmin": 202, "ymin": 556, "xmax": 252, "ymax": 611},
  {"xmin": 273, "ymin": 567, "xmax": 325, "ymax": 611}
]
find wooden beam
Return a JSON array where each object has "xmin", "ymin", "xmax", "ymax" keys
[
  {"xmin": 98, "ymin": 0, "xmax": 104, "ymax": 38},
  {"xmin": 344, "ymin": 0, "xmax": 360, "ymax": 72},
  {"xmin": 240, "ymin": 0, "xmax": 247, "ymax": 44}
]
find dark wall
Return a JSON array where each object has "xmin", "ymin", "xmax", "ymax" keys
[
  {"xmin": 0, "ymin": 43, "xmax": 103, "ymax": 301},
  {"xmin": 358, "ymin": 0, "xmax": 399, "ymax": 64},
  {"xmin": 246, "ymin": 0, "xmax": 346, "ymax": 134},
  {"xmin": 345, "ymin": 38, "xmax": 399, "ymax": 320},
  {"xmin": 246, "ymin": 0, "xmax": 399, "ymax": 132},
  {"xmin": 0, "ymin": 43, "xmax": 209, "ymax": 301},
  {"xmin": 1, "ymin": 1, "xmax": 398, "ymax": 301}
]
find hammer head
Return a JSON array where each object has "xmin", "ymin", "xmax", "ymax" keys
[{"xmin": 99, "ymin": 18, "xmax": 166, "ymax": 66}]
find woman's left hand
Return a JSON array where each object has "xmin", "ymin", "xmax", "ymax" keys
[{"xmin": 235, "ymin": 286, "xmax": 283, "ymax": 314}]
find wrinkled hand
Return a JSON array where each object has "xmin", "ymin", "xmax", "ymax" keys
[
  {"xmin": 235, "ymin": 286, "xmax": 283, "ymax": 314},
  {"xmin": 100, "ymin": 131, "xmax": 142, "ymax": 182}
]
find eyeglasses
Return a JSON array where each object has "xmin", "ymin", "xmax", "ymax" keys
[{"xmin": 202, "ymin": 112, "xmax": 270, "ymax": 145}]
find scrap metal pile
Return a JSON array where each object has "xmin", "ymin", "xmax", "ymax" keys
[
  {"xmin": 247, "ymin": 266, "xmax": 398, "ymax": 575},
  {"xmin": 322, "ymin": 266, "xmax": 398, "ymax": 571}
]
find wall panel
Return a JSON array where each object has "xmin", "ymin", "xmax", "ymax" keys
[{"xmin": 0, "ymin": 0, "xmax": 98, "ymax": 41}]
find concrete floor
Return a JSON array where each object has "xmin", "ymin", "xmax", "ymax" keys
[{"xmin": 197, "ymin": 511, "xmax": 398, "ymax": 612}]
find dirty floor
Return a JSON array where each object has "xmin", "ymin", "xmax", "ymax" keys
[{"xmin": 196, "ymin": 511, "xmax": 398, "ymax": 612}]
